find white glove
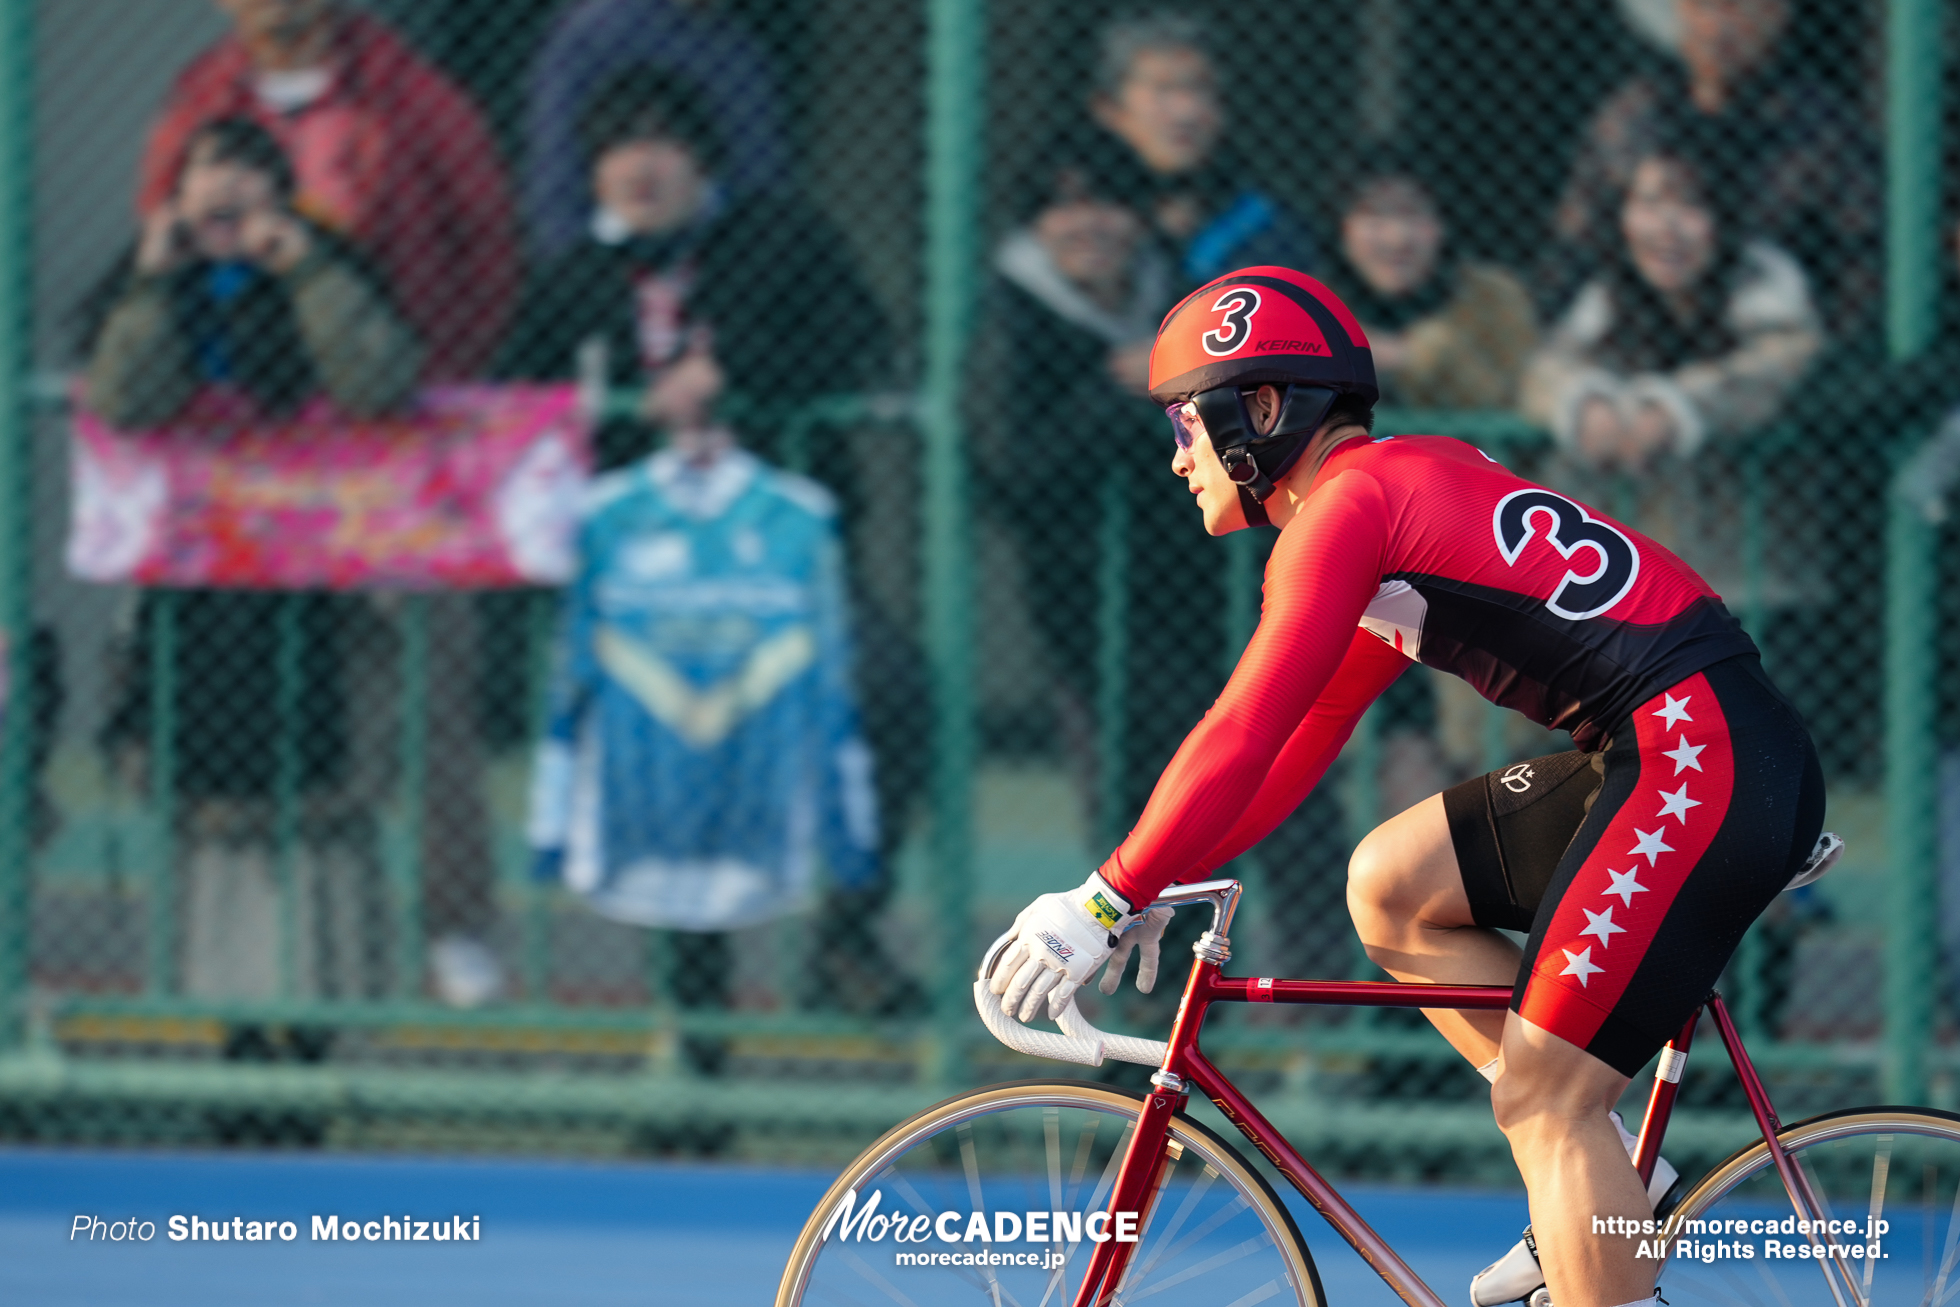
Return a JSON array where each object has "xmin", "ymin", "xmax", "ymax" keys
[
  {"xmin": 990, "ymin": 873, "xmax": 1151, "ymax": 1022},
  {"xmin": 1101, "ymin": 905, "xmax": 1175, "ymax": 996}
]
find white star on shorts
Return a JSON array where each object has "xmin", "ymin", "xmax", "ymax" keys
[
  {"xmin": 1604, "ymin": 868, "xmax": 1648, "ymax": 906},
  {"xmin": 1652, "ymin": 693, "xmax": 1694, "ymax": 728},
  {"xmin": 1629, "ymin": 827, "xmax": 1675, "ymax": 865},
  {"xmin": 1656, "ymin": 784, "xmax": 1702, "ymax": 823},
  {"xmin": 1580, "ymin": 906, "xmax": 1626, "ymax": 947},
  {"xmin": 1560, "ymin": 947, "xmax": 1604, "ymax": 986},
  {"xmin": 1662, "ymin": 736, "xmax": 1706, "ymax": 774}
]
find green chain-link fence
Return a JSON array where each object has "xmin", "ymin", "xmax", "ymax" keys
[{"xmin": 0, "ymin": 0, "xmax": 1954, "ymax": 1182}]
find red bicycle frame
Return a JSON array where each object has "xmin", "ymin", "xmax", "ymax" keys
[{"xmin": 1064, "ymin": 882, "xmax": 1846, "ymax": 1307}]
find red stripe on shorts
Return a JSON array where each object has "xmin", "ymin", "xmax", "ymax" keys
[{"xmin": 1515, "ymin": 671, "xmax": 1736, "ymax": 1049}]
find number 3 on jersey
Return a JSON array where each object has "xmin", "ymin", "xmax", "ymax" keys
[{"xmin": 1493, "ymin": 489, "xmax": 1640, "ymax": 621}]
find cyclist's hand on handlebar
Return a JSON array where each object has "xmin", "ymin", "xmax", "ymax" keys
[
  {"xmin": 990, "ymin": 873, "xmax": 1150, "ymax": 1021},
  {"xmin": 1100, "ymin": 905, "xmax": 1175, "ymax": 996}
]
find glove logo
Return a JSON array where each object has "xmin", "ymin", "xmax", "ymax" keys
[
  {"xmin": 1035, "ymin": 930, "xmax": 1075, "ymax": 962},
  {"xmin": 1085, "ymin": 892, "xmax": 1124, "ymax": 931}
]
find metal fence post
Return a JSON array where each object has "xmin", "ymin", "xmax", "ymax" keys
[
  {"xmin": 146, "ymin": 594, "xmax": 177, "ymax": 995},
  {"xmin": 1882, "ymin": 0, "xmax": 1943, "ymax": 1103},
  {"xmin": 1884, "ymin": 481, "xmax": 1939, "ymax": 1104},
  {"xmin": 1096, "ymin": 467, "xmax": 1128, "ymax": 849},
  {"xmin": 0, "ymin": 0, "xmax": 32, "ymax": 1050},
  {"xmin": 272, "ymin": 595, "xmax": 303, "ymax": 998},
  {"xmin": 1886, "ymin": 0, "xmax": 1943, "ymax": 362},
  {"xmin": 923, "ymin": 0, "xmax": 983, "ymax": 1087},
  {"xmin": 392, "ymin": 598, "xmax": 430, "ymax": 997}
]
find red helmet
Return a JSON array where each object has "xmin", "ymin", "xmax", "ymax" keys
[{"xmin": 1147, "ymin": 266, "xmax": 1377, "ymax": 405}]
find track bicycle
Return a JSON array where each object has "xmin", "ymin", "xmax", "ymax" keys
[{"xmin": 778, "ymin": 877, "xmax": 1959, "ymax": 1307}]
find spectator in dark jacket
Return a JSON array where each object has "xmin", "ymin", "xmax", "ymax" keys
[
  {"xmin": 1084, "ymin": 19, "xmax": 1314, "ymax": 270},
  {"xmin": 1318, "ymin": 156, "xmax": 1537, "ymax": 412},
  {"xmin": 90, "ymin": 118, "xmax": 420, "ymax": 1001},
  {"xmin": 500, "ymin": 67, "xmax": 887, "ymax": 476},
  {"xmin": 136, "ymin": 0, "xmax": 519, "ymax": 379},
  {"xmin": 521, "ymin": 0, "xmax": 790, "ymax": 258},
  {"xmin": 1543, "ymin": 0, "xmax": 1877, "ymax": 331}
]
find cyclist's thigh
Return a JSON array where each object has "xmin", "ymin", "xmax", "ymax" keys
[
  {"xmin": 1511, "ymin": 657, "xmax": 1824, "ymax": 1078},
  {"xmin": 1437, "ymin": 745, "xmax": 1603, "ymax": 934}
]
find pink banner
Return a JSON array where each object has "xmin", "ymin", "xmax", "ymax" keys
[{"xmin": 68, "ymin": 384, "xmax": 588, "ymax": 589}]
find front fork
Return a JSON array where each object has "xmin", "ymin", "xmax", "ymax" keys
[{"xmin": 1070, "ymin": 937, "xmax": 1226, "ymax": 1307}]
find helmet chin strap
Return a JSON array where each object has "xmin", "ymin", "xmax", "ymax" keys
[{"xmin": 1191, "ymin": 384, "xmax": 1341, "ymax": 531}]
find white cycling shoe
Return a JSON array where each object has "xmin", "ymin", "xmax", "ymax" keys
[{"xmin": 1468, "ymin": 1113, "xmax": 1676, "ymax": 1307}]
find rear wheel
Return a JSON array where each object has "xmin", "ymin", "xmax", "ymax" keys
[
  {"xmin": 1658, "ymin": 1106, "xmax": 1960, "ymax": 1307},
  {"xmin": 775, "ymin": 1078, "xmax": 1323, "ymax": 1306}
]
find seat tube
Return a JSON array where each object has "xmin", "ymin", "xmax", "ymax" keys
[{"xmin": 1633, "ymin": 1006, "xmax": 1699, "ymax": 1189}]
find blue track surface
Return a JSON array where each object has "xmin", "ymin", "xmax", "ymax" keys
[{"xmin": 1, "ymin": 1147, "xmax": 1528, "ymax": 1305}]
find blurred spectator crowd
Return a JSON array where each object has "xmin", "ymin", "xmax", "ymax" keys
[{"xmin": 38, "ymin": 0, "xmax": 1960, "ymax": 1050}]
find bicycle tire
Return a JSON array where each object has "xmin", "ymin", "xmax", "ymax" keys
[
  {"xmin": 1658, "ymin": 1105, "xmax": 1960, "ymax": 1305},
  {"xmin": 776, "ymin": 1078, "xmax": 1324, "ymax": 1307}
]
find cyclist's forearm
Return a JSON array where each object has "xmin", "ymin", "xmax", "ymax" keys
[{"xmin": 1191, "ymin": 632, "xmax": 1408, "ymax": 875}]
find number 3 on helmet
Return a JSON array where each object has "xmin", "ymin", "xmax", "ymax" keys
[{"xmin": 1148, "ymin": 266, "xmax": 1379, "ymax": 406}]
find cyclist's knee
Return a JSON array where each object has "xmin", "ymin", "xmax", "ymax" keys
[
  {"xmin": 1490, "ymin": 1038, "xmax": 1622, "ymax": 1136},
  {"xmin": 1347, "ymin": 806, "xmax": 1455, "ymax": 939},
  {"xmin": 1347, "ymin": 828, "xmax": 1411, "ymax": 920}
]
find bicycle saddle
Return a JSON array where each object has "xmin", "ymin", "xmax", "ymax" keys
[{"xmin": 1784, "ymin": 830, "xmax": 1843, "ymax": 891}]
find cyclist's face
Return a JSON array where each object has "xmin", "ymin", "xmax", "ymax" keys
[
  {"xmin": 1168, "ymin": 387, "xmax": 1280, "ymax": 535},
  {"xmin": 1169, "ymin": 408, "xmax": 1244, "ymax": 535}
]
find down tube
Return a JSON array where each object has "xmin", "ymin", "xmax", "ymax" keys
[{"xmin": 1184, "ymin": 1047, "xmax": 1450, "ymax": 1307}]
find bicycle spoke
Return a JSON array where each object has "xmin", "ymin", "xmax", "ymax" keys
[
  {"xmin": 1131, "ymin": 1190, "xmax": 1253, "ymax": 1287},
  {"xmin": 1922, "ymin": 1166, "xmax": 1960, "ymax": 1307},
  {"xmin": 1792, "ymin": 1153, "xmax": 1858, "ymax": 1307},
  {"xmin": 1864, "ymin": 1138, "xmax": 1891, "ymax": 1301},
  {"xmin": 1046, "ymin": 1106, "xmax": 1064, "ymax": 1213},
  {"xmin": 1116, "ymin": 1232, "xmax": 1275, "ymax": 1303},
  {"xmin": 1068, "ymin": 1115, "xmax": 1103, "ymax": 1205},
  {"xmin": 1215, "ymin": 1283, "xmax": 1287, "ymax": 1307},
  {"xmin": 1756, "ymin": 1261, "xmax": 1799, "ymax": 1307},
  {"xmin": 841, "ymin": 1246, "xmax": 928, "ymax": 1307},
  {"xmin": 1668, "ymin": 1268, "xmax": 1770, "ymax": 1307},
  {"xmin": 1123, "ymin": 1164, "xmax": 1226, "ymax": 1288},
  {"xmin": 956, "ymin": 1121, "xmax": 1006, "ymax": 1304}
]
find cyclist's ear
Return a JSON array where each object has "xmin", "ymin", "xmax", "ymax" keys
[{"xmin": 1250, "ymin": 384, "xmax": 1282, "ymax": 435}]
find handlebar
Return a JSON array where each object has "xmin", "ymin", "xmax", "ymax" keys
[{"xmin": 972, "ymin": 879, "xmax": 1243, "ymax": 1068}]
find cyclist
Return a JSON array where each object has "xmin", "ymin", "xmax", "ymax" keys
[{"xmin": 988, "ymin": 265, "xmax": 1825, "ymax": 1307}]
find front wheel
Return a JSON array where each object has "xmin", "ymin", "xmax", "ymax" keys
[
  {"xmin": 1659, "ymin": 1106, "xmax": 1960, "ymax": 1306},
  {"xmin": 775, "ymin": 1078, "xmax": 1323, "ymax": 1306}
]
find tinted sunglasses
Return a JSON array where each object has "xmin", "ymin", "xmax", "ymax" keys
[{"xmin": 1164, "ymin": 402, "xmax": 1201, "ymax": 450}]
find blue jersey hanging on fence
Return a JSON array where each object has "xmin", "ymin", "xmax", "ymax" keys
[{"xmin": 528, "ymin": 446, "xmax": 878, "ymax": 930}]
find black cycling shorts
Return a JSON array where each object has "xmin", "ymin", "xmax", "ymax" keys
[{"xmin": 1441, "ymin": 655, "xmax": 1824, "ymax": 1077}]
